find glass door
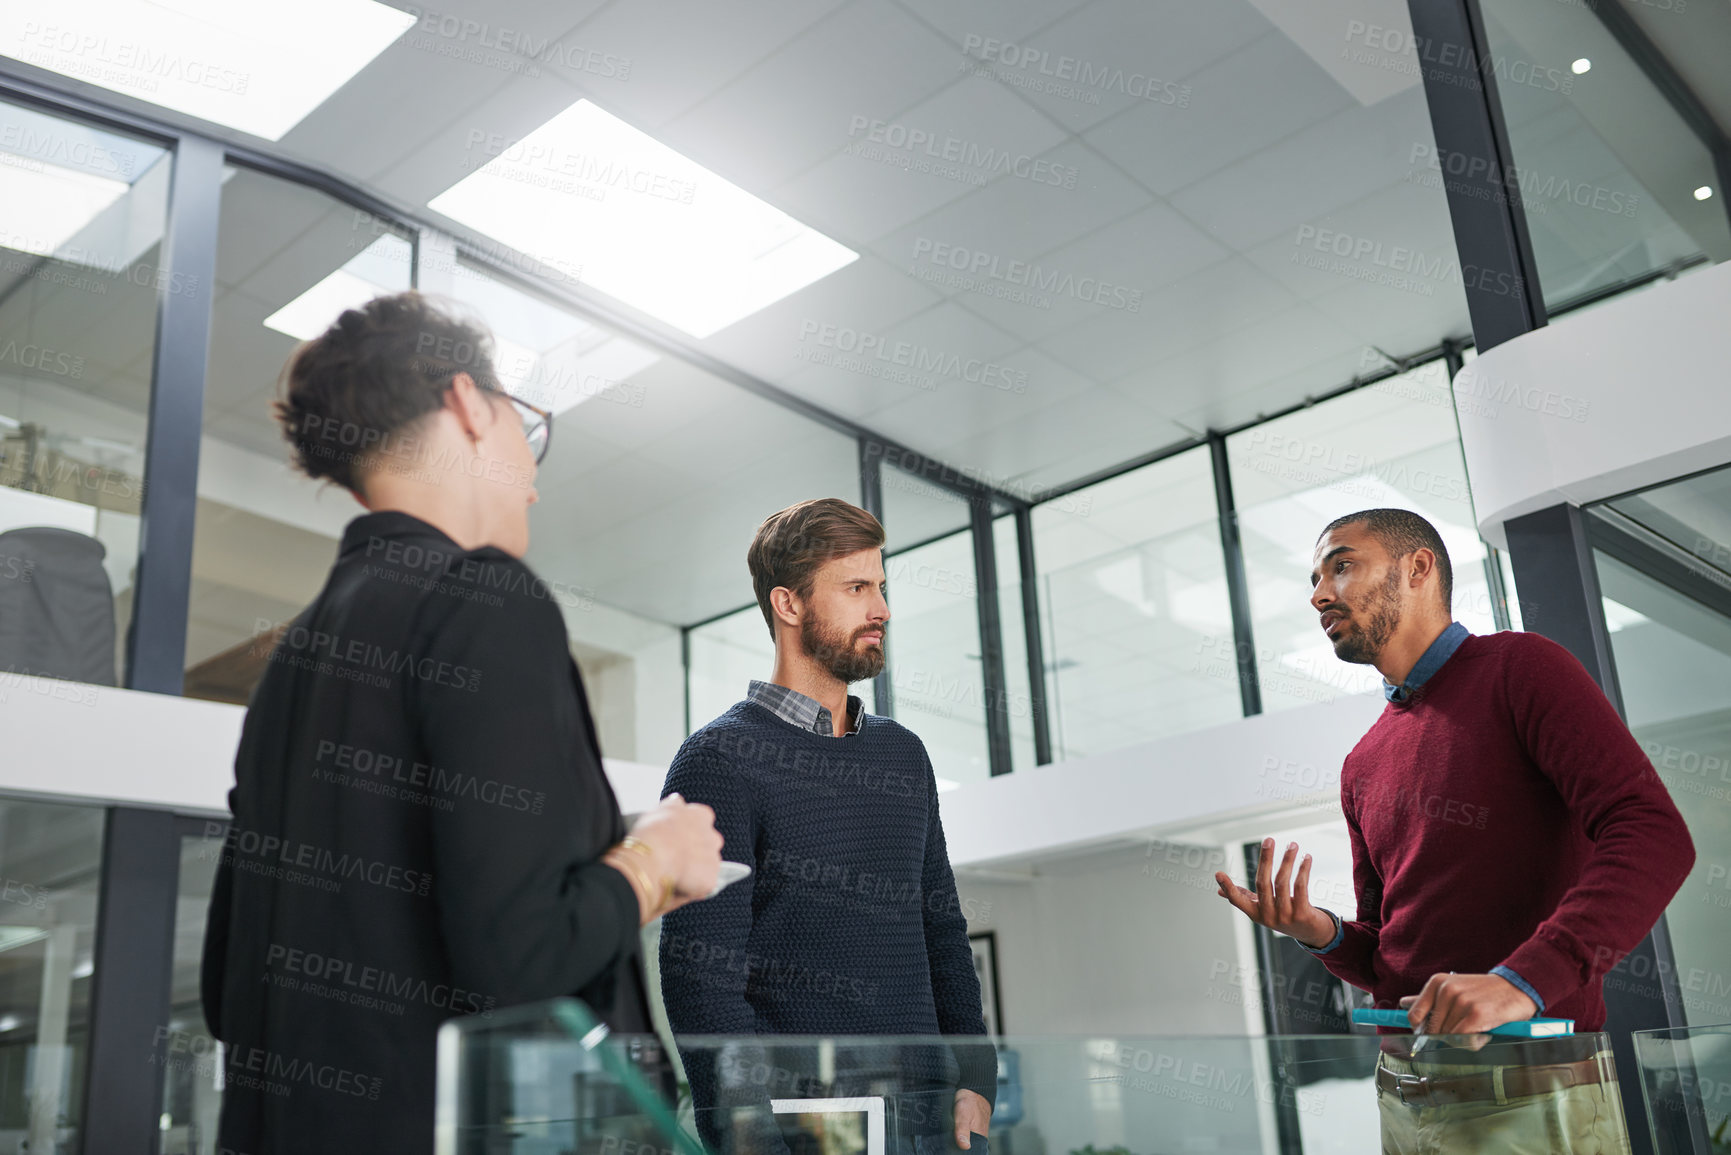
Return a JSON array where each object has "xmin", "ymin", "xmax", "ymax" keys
[{"xmin": 1588, "ymin": 465, "xmax": 1731, "ymax": 1028}]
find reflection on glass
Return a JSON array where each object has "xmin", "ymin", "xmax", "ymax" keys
[
  {"xmin": 1591, "ymin": 517, "xmax": 1731, "ymax": 1028},
  {"xmin": 1478, "ymin": 0, "xmax": 1731, "ymax": 305},
  {"xmin": 688, "ymin": 606, "xmax": 775, "ymax": 736},
  {"xmin": 886, "ymin": 528, "xmax": 988, "ymax": 786},
  {"xmin": 160, "ymin": 828, "xmax": 225, "ymax": 1154},
  {"xmin": 1033, "ymin": 448, "xmax": 1237, "ymax": 760},
  {"xmin": 184, "ymin": 167, "xmax": 413, "ymax": 703},
  {"xmin": 0, "ymin": 100, "xmax": 169, "ymax": 688},
  {"xmin": 0, "ymin": 800, "xmax": 104, "ymax": 1150},
  {"xmin": 441, "ymin": 999, "xmax": 1640, "ymax": 1155},
  {"xmin": 1230, "ymin": 361, "xmax": 1498, "ymax": 713},
  {"xmin": 448, "ymin": 261, "xmax": 660, "ymax": 415}
]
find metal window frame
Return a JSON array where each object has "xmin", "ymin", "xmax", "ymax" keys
[
  {"xmin": 1403, "ymin": 0, "xmax": 1547, "ymax": 352},
  {"xmin": 81, "ymin": 807, "xmax": 195, "ymax": 1153},
  {"xmin": 8, "ymin": 44, "xmax": 1722, "ymax": 1151}
]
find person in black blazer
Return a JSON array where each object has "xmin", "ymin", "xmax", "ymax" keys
[{"xmin": 200, "ymin": 292, "xmax": 721, "ymax": 1154}]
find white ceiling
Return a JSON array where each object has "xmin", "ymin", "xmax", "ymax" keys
[{"xmin": 5, "ymin": 0, "xmax": 1729, "ymax": 633}]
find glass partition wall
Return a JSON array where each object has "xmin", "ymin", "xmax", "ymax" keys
[
  {"xmin": 1588, "ymin": 466, "xmax": 1731, "ymax": 1030},
  {"xmin": 0, "ymin": 98, "xmax": 170, "ymax": 688},
  {"xmin": 3, "ymin": 0, "xmax": 1730, "ymax": 1146}
]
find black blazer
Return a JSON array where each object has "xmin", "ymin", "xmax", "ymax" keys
[{"xmin": 201, "ymin": 510, "xmax": 648, "ymax": 1154}]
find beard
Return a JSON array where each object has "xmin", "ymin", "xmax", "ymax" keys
[
  {"xmin": 801, "ymin": 614, "xmax": 885, "ymax": 684},
  {"xmin": 1331, "ymin": 567, "xmax": 1404, "ymax": 665}
]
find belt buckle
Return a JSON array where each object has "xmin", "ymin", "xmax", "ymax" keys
[{"xmin": 1395, "ymin": 1074, "xmax": 1431, "ymax": 1108}]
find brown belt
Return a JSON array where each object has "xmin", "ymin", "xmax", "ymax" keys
[{"xmin": 1375, "ymin": 1057, "xmax": 1605, "ymax": 1109}]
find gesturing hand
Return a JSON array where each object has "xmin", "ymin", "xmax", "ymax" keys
[{"xmin": 1214, "ymin": 838, "xmax": 1337, "ymax": 948}]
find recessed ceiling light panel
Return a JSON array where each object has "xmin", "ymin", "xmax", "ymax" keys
[
  {"xmin": 0, "ymin": 0, "xmax": 414, "ymax": 140},
  {"xmin": 430, "ymin": 100, "xmax": 858, "ymax": 339}
]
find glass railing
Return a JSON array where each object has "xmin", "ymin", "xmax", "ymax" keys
[
  {"xmin": 1633, "ymin": 1023, "xmax": 1731, "ymax": 1155},
  {"xmin": 439, "ymin": 999, "xmax": 1635, "ymax": 1154}
]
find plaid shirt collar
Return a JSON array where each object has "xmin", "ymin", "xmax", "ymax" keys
[{"xmin": 746, "ymin": 679, "xmax": 865, "ymax": 737}]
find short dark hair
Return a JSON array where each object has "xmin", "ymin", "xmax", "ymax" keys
[
  {"xmin": 748, "ymin": 499, "xmax": 886, "ymax": 637},
  {"xmin": 273, "ymin": 291, "xmax": 504, "ymax": 495},
  {"xmin": 1320, "ymin": 508, "xmax": 1453, "ymax": 610}
]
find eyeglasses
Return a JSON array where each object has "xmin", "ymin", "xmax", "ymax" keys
[{"xmin": 500, "ymin": 392, "xmax": 553, "ymax": 464}]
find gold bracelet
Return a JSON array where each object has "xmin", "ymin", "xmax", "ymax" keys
[
  {"xmin": 619, "ymin": 836, "xmax": 656, "ymax": 861},
  {"xmin": 611, "ymin": 849, "xmax": 675, "ymax": 918}
]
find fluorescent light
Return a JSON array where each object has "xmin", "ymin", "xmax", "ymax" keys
[
  {"xmin": 264, "ymin": 236, "xmax": 410, "ymax": 341},
  {"xmin": 0, "ymin": 155, "xmax": 128, "ymax": 258},
  {"xmin": 1695, "ymin": 186, "xmax": 1714, "ymax": 201},
  {"xmin": 1571, "ymin": 58, "xmax": 1591, "ymax": 75},
  {"xmin": 0, "ymin": 0, "xmax": 413, "ymax": 141},
  {"xmin": 0, "ymin": 1016, "xmax": 17, "ymax": 1033},
  {"xmin": 430, "ymin": 99, "xmax": 857, "ymax": 338}
]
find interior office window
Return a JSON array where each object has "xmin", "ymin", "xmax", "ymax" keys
[
  {"xmin": 1590, "ymin": 469, "xmax": 1731, "ymax": 1026},
  {"xmin": 1031, "ymin": 447, "xmax": 1238, "ymax": 762},
  {"xmin": 0, "ymin": 100, "xmax": 170, "ymax": 688},
  {"xmin": 687, "ymin": 605, "xmax": 774, "ymax": 735},
  {"xmin": 186, "ymin": 165, "xmax": 412, "ymax": 703},
  {"xmin": 878, "ymin": 467, "xmax": 992, "ymax": 782},
  {"xmin": 886, "ymin": 526, "xmax": 989, "ymax": 786},
  {"xmin": 446, "ymin": 261, "xmax": 858, "ymax": 766},
  {"xmin": 1228, "ymin": 360, "xmax": 1499, "ymax": 713},
  {"xmin": 160, "ymin": 826, "xmax": 225, "ymax": 1155},
  {"xmin": 0, "ymin": 800, "xmax": 104, "ymax": 1149},
  {"xmin": 1477, "ymin": 0, "xmax": 1730, "ymax": 308}
]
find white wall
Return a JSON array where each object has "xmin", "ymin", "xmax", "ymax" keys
[{"xmin": 1454, "ymin": 259, "xmax": 1731, "ymax": 547}]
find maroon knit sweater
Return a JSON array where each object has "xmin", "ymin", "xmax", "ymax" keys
[{"xmin": 1318, "ymin": 631, "xmax": 1694, "ymax": 1030}]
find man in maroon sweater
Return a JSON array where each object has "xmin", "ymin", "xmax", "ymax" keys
[{"xmin": 1216, "ymin": 508, "xmax": 1694, "ymax": 1152}]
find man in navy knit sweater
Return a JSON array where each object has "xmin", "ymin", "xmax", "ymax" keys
[
  {"xmin": 1216, "ymin": 508, "xmax": 1694, "ymax": 1152},
  {"xmin": 659, "ymin": 498, "xmax": 994, "ymax": 1155}
]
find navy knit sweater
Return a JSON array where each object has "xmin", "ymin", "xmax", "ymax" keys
[{"xmin": 658, "ymin": 700, "xmax": 995, "ymax": 1103}]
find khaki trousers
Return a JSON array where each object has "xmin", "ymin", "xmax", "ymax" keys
[{"xmin": 1376, "ymin": 1050, "xmax": 1633, "ymax": 1155}]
